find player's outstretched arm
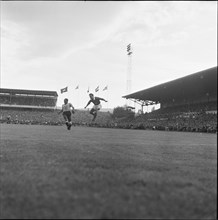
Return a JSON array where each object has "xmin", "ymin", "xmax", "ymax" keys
[
  {"xmin": 71, "ymin": 107, "xmax": 75, "ymax": 114},
  {"xmin": 84, "ymin": 100, "xmax": 91, "ymax": 108},
  {"xmin": 69, "ymin": 103, "xmax": 75, "ymax": 113},
  {"xmin": 99, "ymin": 97, "xmax": 107, "ymax": 102},
  {"xmin": 102, "ymin": 98, "xmax": 108, "ymax": 102}
]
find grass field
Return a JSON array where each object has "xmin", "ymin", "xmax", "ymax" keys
[{"xmin": 0, "ymin": 124, "xmax": 217, "ymax": 219}]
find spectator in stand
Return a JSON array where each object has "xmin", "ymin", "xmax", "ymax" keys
[{"xmin": 7, "ymin": 115, "xmax": 11, "ymax": 124}]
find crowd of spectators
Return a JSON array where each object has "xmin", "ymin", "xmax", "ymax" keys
[
  {"xmin": 128, "ymin": 111, "xmax": 217, "ymax": 133},
  {"xmin": 0, "ymin": 108, "xmax": 112, "ymax": 126},
  {"xmin": 0, "ymin": 108, "xmax": 62, "ymax": 125},
  {"xmin": 113, "ymin": 101, "xmax": 217, "ymax": 133},
  {"xmin": 0, "ymin": 101, "xmax": 217, "ymax": 133}
]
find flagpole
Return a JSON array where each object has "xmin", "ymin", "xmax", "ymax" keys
[
  {"xmin": 106, "ymin": 86, "xmax": 109, "ymax": 109},
  {"xmin": 102, "ymin": 85, "xmax": 109, "ymax": 109},
  {"xmin": 78, "ymin": 88, "xmax": 80, "ymax": 106},
  {"xmin": 107, "ymin": 89, "xmax": 109, "ymax": 109},
  {"xmin": 77, "ymin": 86, "xmax": 79, "ymax": 108}
]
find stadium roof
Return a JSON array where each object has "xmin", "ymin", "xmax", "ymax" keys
[
  {"xmin": 0, "ymin": 88, "xmax": 58, "ymax": 97},
  {"xmin": 123, "ymin": 66, "xmax": 217, "ymax": 104}
]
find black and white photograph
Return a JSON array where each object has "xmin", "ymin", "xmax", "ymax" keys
[{"xmin": 0, "ymin": 1, "xmax": 217, "ymax": 219}]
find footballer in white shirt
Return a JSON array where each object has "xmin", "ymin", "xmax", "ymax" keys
[{"xmin": 58, "ymin": 98, "xmax": 75, "ymax": 130}]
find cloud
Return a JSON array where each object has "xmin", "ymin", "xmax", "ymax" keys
[
  {"xmin": 2, "ymin": 3, "xmax": 216, "ymax": 68},
  {"xmin": 1, "ymin": 21, "xmax": 29, "ymax": 57},
  {"xmin": 1, "ymin": 1, "xmax": 124, "ymax": 61},
  {"xmin": 2, "ymin": 1, "xmax": 215, "ymax": 63},
  {"xmin": 90, "ymin": 1, "xmax": 216, "ymax": 48}
]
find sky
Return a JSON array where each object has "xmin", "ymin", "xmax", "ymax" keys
[{"xmin": 1, "ymin": 1, "xmax": 217, "ymax": 110}]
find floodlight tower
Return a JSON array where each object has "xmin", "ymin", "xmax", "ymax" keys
[{"xmin": 126, "ymin": 43, "xmax": 133, "ymax": 106}]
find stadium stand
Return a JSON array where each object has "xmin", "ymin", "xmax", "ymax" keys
[
  {"xmin": 0, "ymin": 67, "xmax": 217, "ymax": 133},
  {"xmin": 0, "ymin": 88, "xmax": 60, "ymax": 124},
  {"xmin": 0, "ymin": 88, "xmax": 58, "ymax": 109},
  {"xmin": 123, "ymin": 66, "xmax": 217, "ymax": 109},
  {"xmin": 122, "ymin": 66, "xmax": 217, "ymax": 133}
]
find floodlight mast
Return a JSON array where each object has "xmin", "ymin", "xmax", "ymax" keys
[{"xmin": 126, "ymin": 43, "xmax": 133, "ymax": 107}]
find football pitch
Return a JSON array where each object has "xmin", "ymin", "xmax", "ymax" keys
[{"xmin": 0, "ymin": 124, "xmax": 217, "ymax": 219}]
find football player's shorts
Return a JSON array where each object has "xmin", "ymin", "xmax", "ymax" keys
[
  {"xmin": 93, "ymin": 104, "xmax": 102, "ymax": 111},
  {"xmin": 63, "ymin": 111, "xmax": 72, "ymax": 122}
]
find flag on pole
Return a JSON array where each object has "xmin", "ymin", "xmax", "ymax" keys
[
  {"xmin": 60, "ymin": 86, "xmax": 68, "ymax": 93},
  {"xmin": 103, "ymin": 85, "xmax": 108, "ymax": 91},
  {"xmin": 75, "ymin": 85, "xmax": 79, "ymax": 89},
  {"xmin": 95, "ymin": 86, "xmax": 99, "ymax": 92}
]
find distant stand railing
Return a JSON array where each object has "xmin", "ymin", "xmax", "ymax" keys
[{"xmin": 0, "ymin": 104, "xmax": 56, "ymax": 110}]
